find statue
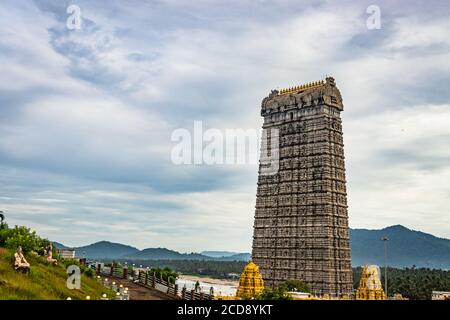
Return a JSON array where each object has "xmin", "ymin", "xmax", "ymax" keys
[
  {"xmin": 44, "ymin": 243, "xmax": 58, "ymax": 265},
  {"xmin": 194, "ymin": 281, "xmax": 200, "ymax": 293},
  {"xmin": 14, "ymin": 246, "xmax": 30, "ymax": 273}
]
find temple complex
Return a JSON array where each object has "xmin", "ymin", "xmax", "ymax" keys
[
  {"xmin": 235, "ymin": 261, "xmax": 265, "ymax": 299},
  {"xmin": 251, "ymin": 77, "xmax": 353, "ymax": 296},
  {"xmin": 356, "ymin": 265, "xmax": 386, "ymax": 300}
]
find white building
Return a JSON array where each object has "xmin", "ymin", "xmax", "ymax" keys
[{"xmin": 58, "ymin": 249, "xmax": 76, "ymax": 259}]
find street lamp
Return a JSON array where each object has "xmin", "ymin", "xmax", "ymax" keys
[{"xmin": 381, "ymin": 236, "xmax": 389, "ymax": 298}]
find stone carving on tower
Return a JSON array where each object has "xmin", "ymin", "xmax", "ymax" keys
[{"xmin": 251, "ymin": 77, "xmax": 353, "ymax": 296}]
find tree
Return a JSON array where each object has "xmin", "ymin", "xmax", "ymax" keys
[
  {"xmin": 279, "ymin": 280, "xmax": 310, "ymax": 293},
  {"xmin": 0, "ymin": 225, "xmax": 50, "ymax": 253},
  {"xmin": 255, "ymin": 287, "xmax": 292, "ymax": 300},
  {"xmin": 148, "ymin": 267, "xmax": 179, "ymax": 284}
]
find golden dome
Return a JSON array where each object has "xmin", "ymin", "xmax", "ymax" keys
[
  {"xmin": 235, "ymin": 261, "xmax": 264, "ymax": 299},
  {"xmin": 356, "ymin": 265, "xmax": 386, "ymax": 300}
]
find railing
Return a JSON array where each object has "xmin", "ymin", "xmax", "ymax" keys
[
  {"xmin": 180, "ymin": 287, "xmax": 214, "ymax": 300},
  {"xmin": 97, "ymin": 264, "xmax": 214, "ymax": 300}
]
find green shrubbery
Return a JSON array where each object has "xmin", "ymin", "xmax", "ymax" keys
[
  {"xmin": 61, "ymin": 258, "xmax": 94, "ymax": 278},
  {"xmin": 255, "ymin": 287, "xmax": 292, "ymax": 300},
  {"xmin": 148, "ymin": 267, "xmax": 179, "ymax": 284},
  {"xmin": 278, "ymin": 279, "xmax": 310, "ymax": 293},
  {"xmin": 0, "ymin": 221, "xmax": 113, "ymax": 299},
  {"xmin": 253, "ymin": 280, "xmax": 309, "ymax": 300},
  {"xmin": 0, "ymin": 225, "xmax": 50, "ymax": 254}
]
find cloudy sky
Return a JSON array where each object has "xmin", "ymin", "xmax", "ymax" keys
[{"xmin": 0, "ymin": 0, "xmax": 449, "ymax": 252}]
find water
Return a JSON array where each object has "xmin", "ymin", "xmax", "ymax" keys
[{"xmin": 176, "ymin": 277, "xmax": 238, "ymax": 297}]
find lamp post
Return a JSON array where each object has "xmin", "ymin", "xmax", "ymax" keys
[{"xmin": 381, "ymin": 236, "xmax": 389, "ymax": 298}]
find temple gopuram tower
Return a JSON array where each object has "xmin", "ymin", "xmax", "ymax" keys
[{"xmin": 251, "ymin": 77, "xmax": 353, "ymax": 296}]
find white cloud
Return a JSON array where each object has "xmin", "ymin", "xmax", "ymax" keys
[
  {"xmin": 346, "ymin": 104, "xmax": 450, "ymax": 237},
  {"xmin": 0, "ymin": 0, "xmax": 450, "ymax": 251},
  {"xmin": 386, "ymin": 17, "xmax": 450, "ymax": 49}
]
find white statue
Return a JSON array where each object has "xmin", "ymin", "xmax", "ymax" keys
[
  {"xmin": 14, "ymin": 246, "xmax": 30, "ymax": 273},
  {"xmin": 44, "ymin": 243, "xmax": 58, "ymax": 265}
]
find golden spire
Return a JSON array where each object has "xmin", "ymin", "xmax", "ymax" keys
[
  {"xmin": 356, "ymin": 265, "xmax": 386, "ymax": 300},
  {"xmin": 235, "ymin": 261, "xmax": 264, "ymax": 299},
  {"xmin": 277, "ymin": 79, "xmax": 325, "ymax": 95}
]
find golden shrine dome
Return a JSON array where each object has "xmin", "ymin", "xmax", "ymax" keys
[
  {"xmin": 356, "ymin": 265, "xmax": 386, "ymax": 300},
  {"xmin": 235, "ymin": 261, "xmax": 264, "ymax": 299}
]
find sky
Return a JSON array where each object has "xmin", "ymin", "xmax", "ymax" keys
[{"xmin": 0, "ymin": 0, "xmax": 449, "ymax": 252}]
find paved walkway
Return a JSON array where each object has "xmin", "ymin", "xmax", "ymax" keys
[{"xmin": 104, "ymin": 277, "xmax": 179, "ymax": 300}]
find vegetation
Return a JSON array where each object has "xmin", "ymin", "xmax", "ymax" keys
[
  {"xmin": 254, "ymin": 281, "xmax": 302, "ymax": 300},
  {"xmin": 117, "ymin": 259, "xmax": 246, "ymax": 279},
  {"xmin": 353, "ymin": 266, "xmax": 450, "ymax": 300},
  {"xmin": 0, "ymin": 221, "xmax": 114, "ymax": 300},
  {"xmin": 278, "ymin": 279, "xmax": 310, "ymax": 293},
  {"xmin": 0, "ymin": 247, "xmax": 115, "ymax": 300},
  {"xmin": 61, "ymin": 258, "xmax": 95, "ymax": 278},
  {"xmin": 148, "ymin": 267, "xmax": 179, "ymax": 284},
  {"xmin": 0, "ymin": 225, "xmax": 50, "ymax": 255},
  {"xmin": 252, "ymin": 280, "xmax": 310, "ymax": 300},
  {"xmin": 255, "ymin": 287, "xmax": 292, "ymax": 300}
]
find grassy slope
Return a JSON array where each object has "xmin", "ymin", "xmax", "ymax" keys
[{"xmin": 0, "ymin": 247, "xmax": 114, "ymax": 300}]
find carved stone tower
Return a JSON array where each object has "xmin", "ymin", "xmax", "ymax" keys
[{"xmin": 251, "ymin": 77, "xmax": 353, "ymax": 296}]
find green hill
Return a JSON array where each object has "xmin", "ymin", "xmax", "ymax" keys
[
  {"xmin": 350, "ymin": 225, "xmax": 450, "ymax": 269},
  {"xmin": 0, "ymin": 247, "xmax": 114, "ymax": 300},
  {"xmin": 123, "ymin": 247, "xmax": 208, "ymax": 260},
  {"xmin": 74, "ymin": 241, "xmax": 139, "ymax": 259}
]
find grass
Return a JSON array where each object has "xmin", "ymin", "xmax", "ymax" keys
[{"xmin": 0, "ymin": 247, "xmax": 115, "ymax": 300}]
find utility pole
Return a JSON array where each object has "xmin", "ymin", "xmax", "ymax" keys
[{"xmin": 381, "ymin": 236, "xmax": 389, "ymax": 298}]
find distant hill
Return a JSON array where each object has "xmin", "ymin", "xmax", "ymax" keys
[
  {"xmin": 55, "ymin": 225, "xmax": 450, "ymax": 268},
  {"xmin": 52, "ymin": 242, "xmax": 67, "ymax": 249},
  {"xmin": 201, "ymin": 251, "xmax": 240, "ymax": 258},
  {"xmin": 123, "ymin": 248, "xmax": 208, "ymax": 260},
  {"xmin": 219, "ymin": 253, "xmax": 252, "ymax": 261},
  {"xmin": 350, "ymin": 225, "xmax": 450, "ymax": 269},
  {"xmin": 74, "ymin": 241, "xmax": 139, "ymax": 259}
]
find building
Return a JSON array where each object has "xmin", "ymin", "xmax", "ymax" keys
[
  {"xmin": 58, "ymin": 248, "xmax": 76, "ymax": 259},
  {"xmin": 356, "ymin": 265, "xmax": 385, "ymax": 300},
  {"xmin": 251, "ymin": 77, "xmax": 353, "ymax": 296}
]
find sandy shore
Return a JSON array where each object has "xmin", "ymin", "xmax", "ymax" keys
[{"xmin": 179, "ymin": 274, "xmax": 239, "ymax": 286}]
